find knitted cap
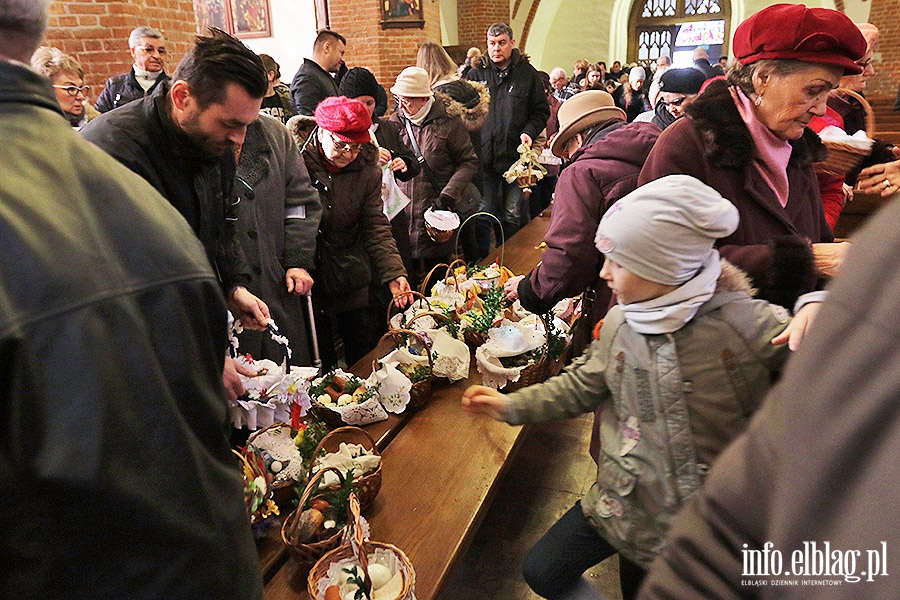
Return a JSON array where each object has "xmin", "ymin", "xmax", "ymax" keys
[
  {"xmin": 314, "ymin": 96, "xmax": 372, "ymax": 143},
  {"xmin": 629, "ymin": 66, "xmax": 646, "ymax": 82},
  {"xmin": 732, "ymin": 3, "xmax": 865, "ymax": 75},
  {"xmin": 595, "ymin": 175, "xmax": 740, "ymax": 285},
  {"xmin": 339, "ymin": 67, "xmax": 381, "ymax": 100},
  {"xmin": 390, "ymin": 66, "xmax": 433, "ymax": 98}
]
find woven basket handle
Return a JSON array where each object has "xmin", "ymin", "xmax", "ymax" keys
[
  {"xmin": 385, "ymin": 290, "xmax": 432, "ymax": 329},
  {"xmin": 376, "ymin": 328, "xmax": 435, "ymax": 373},
  {"xmin": 284, "ymin": 465, "xmax": 346, "ymax": 544},
  {"xmin": 308, "ymin": 426, "xmax": 379, "ymax": 481},
  {"xmin": 419, "ymin": 263, "xmax": 450, "ymax": 296},
  {"xmin": 347, "ymin": 493, "xmax": 373, "ymax": 598},
  {"xmin": 406, "ymin": 310, "xmax": 454, "ymax": 330},
  {"xmin": 833, "ymin": 87, "xmax": 875, "ymax": 139}
]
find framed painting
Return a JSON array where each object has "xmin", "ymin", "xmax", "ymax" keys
[
  {"xmin": 230, "ymin": 0, "xmax": 273, "ymax": 38},
  {"xmin": 381, "ymin": 0, "xmax": 424, "ymax": 29},
  {"xmin": 193, "ymin": 0, "xmax": 232, "ymax": 34}
]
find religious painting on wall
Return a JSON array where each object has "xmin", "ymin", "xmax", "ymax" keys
[
  {"xmin": 381, "ymin": 0, "xmax": 424, "ymax": 29},
  {"xmin": 230, "ymin": 0, "xmax": 272, "ymax": 38},
  {"xmin": 193, "ymin": 0, "xmax": 231, "ymax": 34}
]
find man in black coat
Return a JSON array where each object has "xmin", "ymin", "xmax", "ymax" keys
[
  {"xmin": 81, "ymin": 29, "xmax": 272, "ymax": 399},
  {"xmin": 95, "ymin": 25, "xmax": 170, "ymax": 112},
  {"xmin": 0, "ymin": 3, "xmax": 262, "ymax": 597},
  {"xmin": 289, "ymin": 29, "xmax": 345, "ymax": 116},
  {"xmin": 467, "ymin": 22, "xmax": 550, "ymax": 251}
]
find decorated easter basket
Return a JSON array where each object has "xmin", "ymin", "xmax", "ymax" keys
[
  {"xmin": 308, "ymin": 370, "xmax": 388, "ymax": 428},
  {"xmin": 308, "ymin": 494, "xmax": 415, "ymax": 600},
  {"xmin": 813, "ymin": 88, "xmax": 875, "ymax": 176},
  {"xmin": 419, "ymin": 258, "xmax": 466, "ymax": 297},
  {"xmin": 374, "ymin": 328, "xmax": 435, "ymax": 410},
  {"xmin": 386, "ymin": 290, "xmax": 433, "ymax": 331},
  {"xmin": 234, "ymin": 447, "xmax": 278, "ymax": 525},
  {"xmin": 281, "ymin": 466, "xmax": 349, "ymax": 572},
  {"xmin": 309, "ymin": 426, "xmax": 382, "ymax": 510}
]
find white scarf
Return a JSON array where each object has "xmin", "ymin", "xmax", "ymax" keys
[
  {"xmin": 134, "ymin": 65, "xmax": 163, "ymax": 91},
  {"xmin": 619, "ymin": 251, "xmax": 722, "ymax": 334},
  {"xmin": 407, "ymin": 97, "xmax": 434, "ymax": 126}
]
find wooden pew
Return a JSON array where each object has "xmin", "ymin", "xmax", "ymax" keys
[{"xmin": 261, "ymin": 212, "xmax": 553, "ymax": 599}]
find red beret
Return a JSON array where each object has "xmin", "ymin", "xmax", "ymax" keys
[
  {"xmin": 314, "ymin": 96, "xmax": 372, "ymax": 144},
  {"xmin": 733, "ymin": 3, "xmax": 865, "ymax": 75}
]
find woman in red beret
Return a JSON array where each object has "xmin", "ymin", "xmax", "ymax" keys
[
  {"xmin": 288, "ymin": 96, "xmax": 411, "ymax": 368},
  {"xmin": 639, "ymin": 3, "xmax": 866, "ymax": 311}
]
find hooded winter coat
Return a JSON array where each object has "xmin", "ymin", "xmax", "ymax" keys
[
  {"xmin": 517, "ymin": 120, "xmax": 661, "ymax": 316},
  {"xmin": 466, "ymin": 49, "xmax": 550, "ymax": 174},
  {"xmin": 287, "ymin": 116, "xmax": 406, "ymax": 313},
  {"xmin": 389, "ymin": 100, "xmax": 478, "ymax": 262},
  {"xmin": 639, "ymin": 79, "xmax": 831, "ymax": 309}
]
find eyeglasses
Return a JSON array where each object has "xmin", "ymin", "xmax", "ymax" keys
[
  {"xmin": 137, "ymin": 45, "xmax": 167, "ymax": 56},
  {"xmin": 53, "ymin": 84, "xmax": 90, "ymax": 97},
  {"xmin": 329, "ymin": 131, "xmax": 362, "ymax": 154},
  {"xmin": 659, "ymin": 96, "xmax": 687, "ymax": 108}
]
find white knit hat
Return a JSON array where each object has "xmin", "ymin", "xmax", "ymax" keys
[
  {"xmin": 595, "ymin": 175, "xmax": 739, "ymax": 285},
  {"xmin": 629, "ymin": 66, "xmax": 646, "ymax": 82},
  {"xmin": 390, "ymin": 66, "xmax": 433, "ymax": 98}
]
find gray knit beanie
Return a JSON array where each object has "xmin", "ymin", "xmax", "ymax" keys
[{"xmin": 595, "ymin": 175, "xmax": 739, "ymax": 285}]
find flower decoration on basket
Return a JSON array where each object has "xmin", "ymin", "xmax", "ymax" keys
[
  {"xmin": 247, "ymin": 419, "xmax": 330, "ymax": 514},
  {"xmin": 502, "ymin": 143, "xmax": 547, "ymax": 189},
  {"xmin": 228, "ymin": 318, "xmax": 319, "ymax": 430},
  {"xmin": 309, "ymin": 494, "xmax": 416, "ymax": 600},
  {"xmin": 309, "ymin": 369, "xmax": 387, "ymax": 427},
  {"xmin": 234, "ymin": 446, "xmax": 280, "ymax": 538}
]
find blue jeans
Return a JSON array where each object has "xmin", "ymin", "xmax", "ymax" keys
[
  {"xmin": 522, "ymin": 501, "xmax": 646, "ymax": 599},
  {"xmin": 476, "ymin": 170, "xmax": 527, "ymax": 256}
]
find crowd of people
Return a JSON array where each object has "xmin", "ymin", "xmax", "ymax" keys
[{"xmin": 5, "ymin": 0, "xmax": 900, "ymax": 597}]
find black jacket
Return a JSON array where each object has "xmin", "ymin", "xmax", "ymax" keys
[
  {"xmin": 94, "ymin": 66, "xmax": 169, "ymax": 113},
  {"xmin": 466, "ymin": 49, "xmax": 550, "ymax": 173},
  {"xmin": 289, "ymin": 58, "xmax": 339, "ymax": 116},
  {"xmin": 80, "ymin": 81, "xmax": 250, "ymax": 290},
  {"xmin": 0, "ymin": 59, "xmax": 262, "ymax": 599}
]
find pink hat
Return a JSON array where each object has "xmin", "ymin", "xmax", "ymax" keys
[
  {"xmin": 314, "ymin": 96, "xmax": 372, "ymax": 144},
  {"xmin": 733, "ymin": 4, "xmax": 866, "ymax": 75}
]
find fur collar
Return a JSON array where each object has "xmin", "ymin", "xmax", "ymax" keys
[
  {"xmin": 434, "ymin": 79, "xmax": 490, "ymax": 132},
  {"xmin": 285, "ymin": 114, "xmax": 378, "ymax": 168},
  {"xmin": 716, "ymin": 259, "xmax": 756, "ymax": 296},
  {"xmin": 685, "ymin": 79, "xmax": 826, "ymax": 170}
]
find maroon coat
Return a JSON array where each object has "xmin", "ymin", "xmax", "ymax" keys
[
  {"xmin": 517, "ymin": 119, "xmax": 661, "ymax": 314},
  {"xmin": 639, "ymin": 79, "xmax": 831, "ymax": 309}
]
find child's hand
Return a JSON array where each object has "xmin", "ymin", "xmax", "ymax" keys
[
  {"xmin": 461, "ymin": 385, "xmax": 508, "ymax": 420},
  {"xmin": 772, "ymin": 302, "xmax": 821, "ymax": 351}
]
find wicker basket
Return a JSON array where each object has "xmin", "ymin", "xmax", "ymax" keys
[
  {"xmin": 374, "ymin": 328, "xmax": 435, "ymax": 410},
  {"xmin": 386, "ymin": 290, "xmax": 433, "ymax": 330},
  {"xmin": 309, "ymin": 426, "xmax": 382, "ymax": 510},
  {"xmin": 308, "ymin": 494, "xmax": 415, "ymax": 600},
  {"xmin": 246, "ymin": 420, "xmax": 323, "ymax": 514},
  {"xmin": 281, "ymin": 466, "xmax": 347, "ymax": 572},
  {"xmin": 813, "ymin": 88, "xmax": 875, "ymax": 176},
  {"xmin": 419, "ymin": 258, "xmax": 466, "ymax": 296},
  {"xmin": 516, "ymin": 172, "xmax": 539, "ymax": 189},
  {"xmin": 499, "ymin": 314, "xmax": 552, "ymax": 393}
]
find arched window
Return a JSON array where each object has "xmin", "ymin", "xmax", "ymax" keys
[{"xmin": 628, "ymin": 0, "xmax": 730, "ymax": 70}]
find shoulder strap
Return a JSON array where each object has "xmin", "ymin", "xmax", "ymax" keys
[{"xmin": 403, "ymin": 116, "xmax": 442, "ymax": 196}]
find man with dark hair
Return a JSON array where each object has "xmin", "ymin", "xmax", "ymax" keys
[
  {"xmin": 95, "ymin": 25, "xmax": 170, "ymax": 112},
  {"xmin": 0, "ymin": 3, "xmax": 263, "ymax": 598},
  {"xmin": 289, "ymin": 28, "xmax": 346, "ymax": 115},
  {"xmin": 258, "ymin": 53, "xmax": 295, "ymax": 123},
  {"xmin": 81, "ymin": 29, "xmax": 271, "ymax": 399},
  {"xmin": 466, "ymin": 22, "xmax": 550, "ymax": 250}
]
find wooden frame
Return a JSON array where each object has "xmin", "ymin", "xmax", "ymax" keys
[
  {"xmin": 381, "ymin": 0, "xmax": 424, "ymax": 29},
  {"xmin": 193, "ymin": 0, "xmax": 232, "ymax": 34},
  {"xmin": 230, "ymin": 0, "xmax": 272, "ymax": 38}
]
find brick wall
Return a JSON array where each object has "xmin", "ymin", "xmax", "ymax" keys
[
  {"xmin": 329, "ymin": 0, "xmax": 443, "ymax": 102},
  {"xmin": 456, "ymin": 0, "xmax": 509, "ymax": 56},
  {"xmin": 866, "ymin": 0, "xmax": 900, "ymax": 98},
  {"xmin": 43, "ymin": 0, "xmax": 197, "ymax": 101}
]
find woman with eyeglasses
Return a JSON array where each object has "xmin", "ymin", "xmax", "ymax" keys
[
  {"xmin": 288, "ymin": 96, "xmax": 411, "ymax": 368},
  {"xmin": 30, "ymin": 46, "xmax": 99, "ymax": 129},
  {"xmin": 640, "ymin": 4, "xmax": 867, "ymax": 310},
  {"xmin": 632, "ymin": 68, "xmax": 706, "ymax": 130},
  {"xmin": 388, "ymin": 66, "xmax": 478, "ymax": 288}
]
